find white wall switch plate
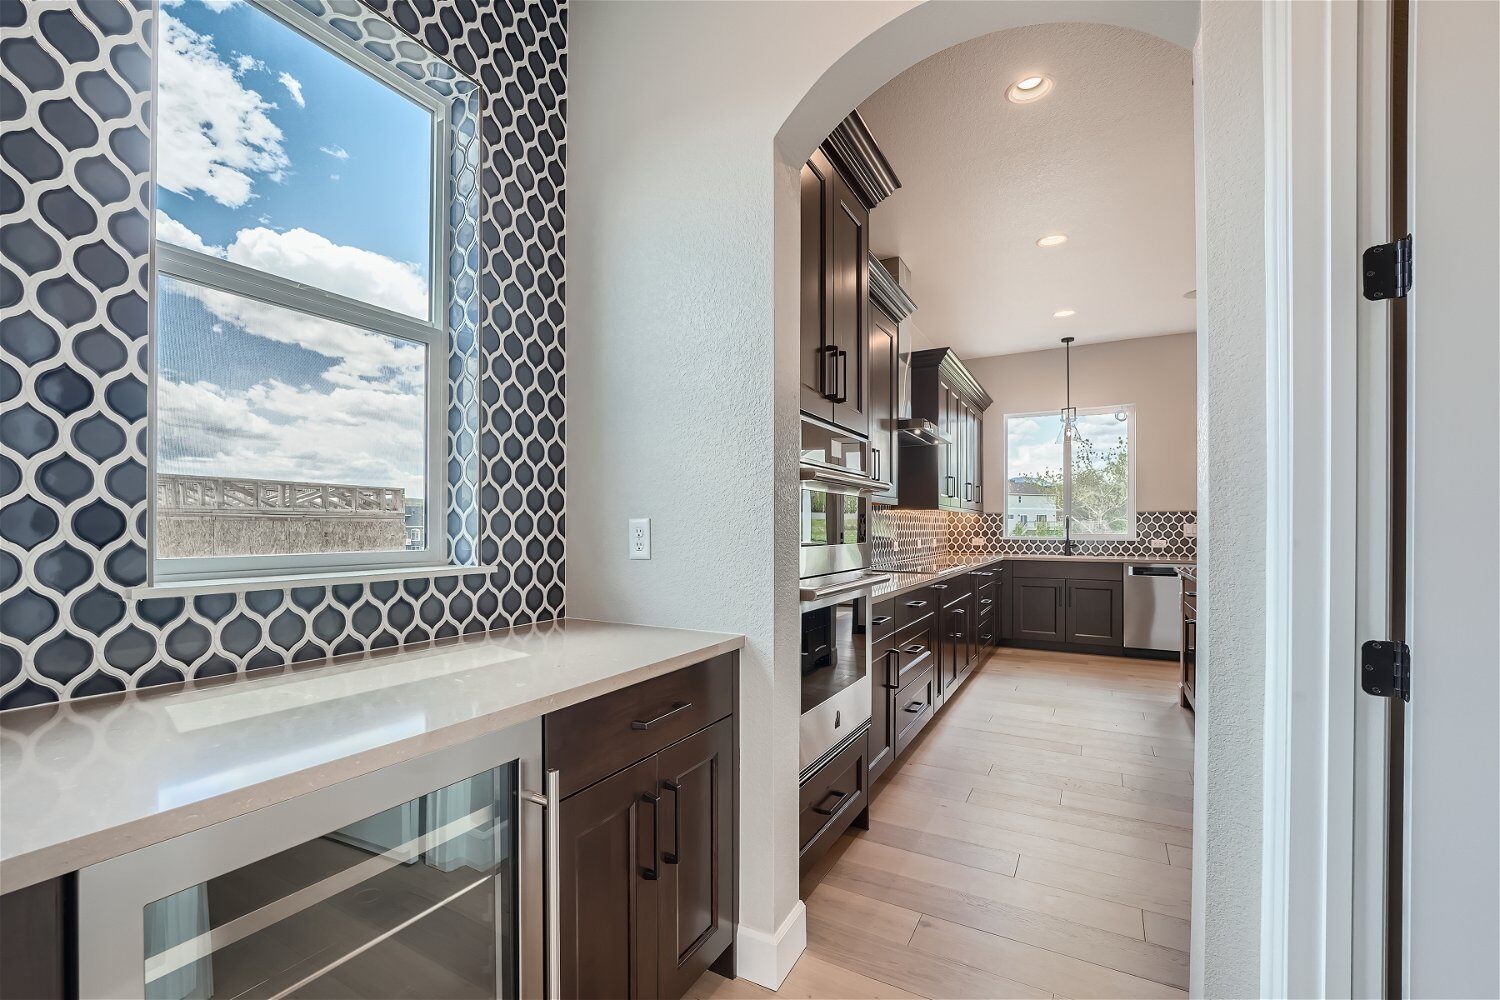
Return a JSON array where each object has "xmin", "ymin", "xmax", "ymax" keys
[
  {"xmin": 629, "ymin": 518, "xmax": 651, "ymax": 560},
  {"xmin": 1183, "ymin": 521, "xmax": 1198, "ymax": 538}
]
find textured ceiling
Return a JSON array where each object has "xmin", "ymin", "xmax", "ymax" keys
[{"xmin": 857, "ymin": 22, "xmax": 1195, "ymax": 360}]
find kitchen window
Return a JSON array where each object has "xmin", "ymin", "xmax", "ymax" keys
[
  {"xmin": 1002, "ymin": 406, "xmax": 1136, "ymax": 539},
  {"xmin": 150, "ymin": 0, "xmax": 467, "ymax": 584}
]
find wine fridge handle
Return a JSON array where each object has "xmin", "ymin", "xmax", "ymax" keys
[{"xmin": 544, "ymin": 768, "xmax": 561, "ymax": 1000}]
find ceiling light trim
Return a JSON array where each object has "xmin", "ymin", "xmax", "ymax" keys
[{"xmin": 1006, "ymin": 73, "xmax": 1055, "ymax": 103}]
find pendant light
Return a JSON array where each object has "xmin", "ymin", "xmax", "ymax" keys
[{"xmin": 1057, "ymin": 336, "xmax": 1077, "ymax": 442}]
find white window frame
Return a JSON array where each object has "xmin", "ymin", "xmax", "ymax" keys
[
  {"xmin": 1002, "ymin": 405, "xmax": 1138, "ymax": 540},
  {"xmin": 149, "ymin": 0, "xmax": 452, "ymax": 586}
]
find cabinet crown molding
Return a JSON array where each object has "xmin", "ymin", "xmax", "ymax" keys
[
  {"xmin": 911, "ymin": 348, "xmax": 994, "ymax": 411},
  {"xmin": 868, "ymin": 252, "xmax": 917, "ymax": 322},
  {"xmin": 821, "ymin": 111, "xmax": 901, "ymax": 209}
]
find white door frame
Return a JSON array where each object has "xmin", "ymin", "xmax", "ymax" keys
[{"xmin": 1259, "ymin": 1, "xmax": 1363, "ymax": 996}]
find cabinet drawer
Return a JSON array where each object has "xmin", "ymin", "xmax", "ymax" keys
[
  {"xmin": 976, "ymin": 608, "xmax": 997, "ymax": 650},
  {"xmin": 873, "ymin": 616, "xmax": 936, "ymax": 691},
  {"xmin": 546, "ymin": 654, "xmax": 735, "ymax": 798},
  {"xmin": 870, "ymin": 598, "xmax": 899, "ymax": 643},
  {"xmin": 975, "ymin": 586, "xmax": 998, "ymax": 615},
  {"xmin": 799, "ymin": 731, "xmax": 868, "ymax": 874},
  {"xmin": 893, "ymin": 666, "xmax": 936, "ymax": 757}
]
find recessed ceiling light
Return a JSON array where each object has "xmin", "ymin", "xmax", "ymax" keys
[
  {"xmin": 1006, "ymin": 74, "xmax": 1054, "ymax": 104},
  {"xmin": 1036, "ymin": 234, "xmax": 1068, "ymax": 248},
  {"xmin": 1053, "ymin": 309, "xmax": 1076, "ymax": 318}
]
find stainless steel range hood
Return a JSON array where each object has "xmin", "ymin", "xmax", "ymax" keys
[{"xmin": 896, "ymin": 416, "xmax": 950, "ymax": 445}]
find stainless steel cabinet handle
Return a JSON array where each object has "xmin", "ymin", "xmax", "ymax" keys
[
  {"xmin": 834, "ymin": 349, "xmax": 849, "ymax": 404},
  {"xmin": 885, "ymin": 649, "xmax": 899, "ymax": 689},
  {"xmin": 631, "ymin": 701, "xmax": 692, "ymax": 731},
  {"xmin": 904, "ymin": 600, "xmax": 928, "ymax": 608},
  {"xmin": 952, "ymin": 608, "xmax": 965, "ymax": 615},
  {"xmin": 820, "ymin": 344, "xmax": 839, "ymax": 400},
  {"xmin": 903, "ymin": 700, "xmax": 925, "ymax": 713},
  {"xmin": 903, "ymin": 643, "xmax": 926, "ymax": 655},
  {"xmin": 871, "ymin": 616, "xmax": 893, "ymax": 625},
  {"xmin": 931, "ymin": 584, "xmax": 949, "ymax": 591}
]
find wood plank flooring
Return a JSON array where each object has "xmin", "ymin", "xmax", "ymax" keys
[{"xmin": 691, "ymin": 647, "xmax": 1195, "ymax": 1000}]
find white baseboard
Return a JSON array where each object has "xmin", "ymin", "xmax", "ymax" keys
[{"xmin": 734, "ymin": 900, "xmax": 807, "ymax": 989}]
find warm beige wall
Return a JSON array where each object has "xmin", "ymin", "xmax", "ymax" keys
[{"xmin": 964, "ymin": 332, "xmax": 1197, "ymax": 511}]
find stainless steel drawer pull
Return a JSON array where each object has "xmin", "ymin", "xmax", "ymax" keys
[
  {"xmin": 631, "ymin": 701, "xmax": 692, "ymax": 731},
  {"xmin": 871, "ymin": 616, "xmax": 893, "ymax": 625},
  {"xmin": 542, "ymin": 768, "xmax": 561, "ymax": 1000},
  {"xmin": 903, "ymin": 700, "xmax": 926, "ymax": 713},
  {"xmin": 904, "ymin": 600, "xmax": 928, "ymax": 608},
  {"xmin": 903, "ymin": 643, "xmax": 926, "ymax": 655}
]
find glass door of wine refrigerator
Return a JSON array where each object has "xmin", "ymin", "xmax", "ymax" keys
[{"xmin": 79, "ymin": 721, "xmax": 544, "ymax": 1000}]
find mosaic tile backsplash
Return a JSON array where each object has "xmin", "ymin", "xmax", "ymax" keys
[
  {"xmin": 0, "ymin": 0, "xmax": 567, "ymax": 708},
  {"xmin": 874, "ymin": 508, "xmax": 1197, "ymax": 565}
]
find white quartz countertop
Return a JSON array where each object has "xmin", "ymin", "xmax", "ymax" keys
[
  {"xmin": 870, "ymin": 554, "xmax": 1195, "ymax": 601},
  {"xmin": 0, "ymin": 618, "xmax": 743, "ymax": 891}
]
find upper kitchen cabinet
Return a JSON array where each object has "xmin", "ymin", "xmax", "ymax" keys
[
  {"xmin": 800, "ymin": 114, "xmax": 901, "ymax": 438},
  {"xmin": 868, "ymin": 256, "xmax": 917, "ymax": 504},
  {"xmin": 899, "ymin": 349, "xmax": 994, "ymax": 511}
]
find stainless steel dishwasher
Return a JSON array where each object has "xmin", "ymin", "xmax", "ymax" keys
[{"xmin": 1124, "ymin": 564, "xmax": 1182, "ymax": 656}]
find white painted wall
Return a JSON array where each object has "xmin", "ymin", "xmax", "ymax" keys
[
  {"xmin": 964, "ymin": 333, "xmax": 1198, "ymax": 512},
  {"xmin": 1191, "ymin": 2, "xmax": 1266, "ymax": 996}
]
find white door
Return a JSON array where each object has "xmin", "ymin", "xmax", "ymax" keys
[{"xmin": 1399, "ymin": 1, "xmax": 1498, "ymax": 995}]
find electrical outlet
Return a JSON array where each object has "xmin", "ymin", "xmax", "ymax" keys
[
  {"xmin": 629, "ymin": 518, "xmax": 651, "ymax": 560},
  {"xmin": 1150, "ymin": 538, "xmax": 1168, "ymax": 549}
]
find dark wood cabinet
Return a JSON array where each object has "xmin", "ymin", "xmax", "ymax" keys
[
  {"xmin": 799, "ymin": 148, "xmax": 870, "ymax": 438},
  {"xmin": 655, "ymin": 719, "xmax": 735, "ymax": 1000},
  {"xmin": 899, "ymin": 349, "xmax": 993, "ymax": 511},
  {"xmin": 935, "ymin": 583, "xmax": 975, "ymax": 705},
  {"xmin": 799, "ymin": 730, "xmax": 868, "ymax": 878},
  {"xmin": 869, "ymin": 599, "xmax": 936, "ymax": 784},
  {"xmin": 1013, "ymin": 576, "xmax": 1067, "ymax": 643},
  {"xmin": 1066, "ymin": 579, "xmax": 1125, "ymax": 647},
  {"xmin": 868, "ymin": 301, "xmax": 900, "ymax": 502},
  {"xmin": 1005, "ymin": 562, "xmax": 1126, "ymax": 653},
  {"xmin": 0, "ymin": 876, "xmax": 69, "ymax": 1000},
  {"xmin": 1180, "ymin": 576, "xmax": 1197, "ymax": 710},
  {"xmin": 548, "ymin": 657, "xmax": 737, "ymax": 1000},
  {"xmin": 557, "ymin": 756, "xmax": 661, "ymax": 1000}
]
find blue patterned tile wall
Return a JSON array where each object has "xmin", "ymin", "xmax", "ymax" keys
[{"xmin": 0, "ymin": 0, "xmax": 566, "ymax": 707}]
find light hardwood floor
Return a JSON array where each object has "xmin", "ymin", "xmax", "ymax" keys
[{"xmin": 690, "ymin": 647, "xmax": 1194, "ymax": 1000}]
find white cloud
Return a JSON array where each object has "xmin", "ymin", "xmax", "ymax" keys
[
  {"xmin": 330, "ymin": 173, "xmax": 340, "ymax": 181},
  {"xmin": 155, "ymin": 210, "xmax": 225, "ymax": 257},
  {"xmin": 161, "ymin": 0, "xmax": 241, "ymax": 10},
  {"xmin": 225, "ymin": 227, "xmax": 427, "ymax": 319},
  {"xmin": 158, "ymin": 11, "xmax": 288, "ymax": 208},
  {"xmin": 157, "ymin": 377, "xmax": 426, "ymax": 495},
  {"xmin": 234, "ymin": 53, "xmax": 263, "ymax": 75},
  {"xmin": 278, "ymin": 71, "xmax": 305, "ymax": 108},
  {"xmin": 319, "ymin": 144, "xmax": 349, "ymax": 160}
]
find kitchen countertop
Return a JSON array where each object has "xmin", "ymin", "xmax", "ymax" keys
[
  {"xmin": 0, "ymin": 618, "xmax": 743, "ymax": 892},
  {"xmin": 870, "ymin": 554, "xmax": 1195, "ymax": 602}
]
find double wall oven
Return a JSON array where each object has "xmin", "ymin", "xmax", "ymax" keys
[{"xmin": 798, "ymin": 417, "xmax": 889, "ymax": 777}]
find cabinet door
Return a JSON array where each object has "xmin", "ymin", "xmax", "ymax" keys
[
  {"xmin": 799, "ymin": 152, "xmax": 835, "ymax": 419},
  {"xmin": 1066, "ymin": 580, "xmax": 1125, "ymax": 647},
  {"xmin": 655, "ymin": 719, "xmax": 735, "ymax": 1000},
  {"xmin": 828, "ymin": 169, "xmax": 870, "ymax": 437},
  {"xmin": 1013, "ymin": 577, "xmax": 1067, "ymax": 643},
  {"xmin": 969, "ymin": 408, "xmax": 985, "ymax": 511},
  {"xmin": 940, "ymin": 597, "xmax": 970, "ymax": 692},
  {"xmin": 869, "ymin": 305, "xmax": 899, "ymax": 501},
  {"xmin": 558, "ymin": 756, "xmax": 659, "ymax": 1000}
]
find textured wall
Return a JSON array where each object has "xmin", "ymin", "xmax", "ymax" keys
[
  {"xmin": 1191, "ymin": 2, "xmax": 1266, "ymax": 995},
  {"xmin": 0, "ymin": 0, "xmax": 566, "ymax": 706}
]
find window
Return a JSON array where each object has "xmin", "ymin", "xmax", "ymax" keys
[
  {"xmin": 1003, "ymin": 406, "xmax": 1136, "ymax": 539},
  {"xmin": 151, "ymin": 0, "xmax": 461, "ymax": 583}
]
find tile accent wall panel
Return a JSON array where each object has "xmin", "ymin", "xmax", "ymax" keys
[
  {"xmin": 872, "ymin": 509, "xmax": 1197, "ymax": 564},
  {"xmin": 0, "ymin": 0, "xmax": 567, "ymax": 706}
]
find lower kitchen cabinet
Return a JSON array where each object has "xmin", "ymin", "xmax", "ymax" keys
[
  {"xmin": 798, "ymin": 729, "xmax": 869, "ymax": 878},
  {"xmin": 548, "ymin": 657, "xmax": 738, "ymax": 1000},
  {"xmin": 1006, "ymin": 562, "xmax": 1126, "ymax": 653},
  {"xmin": 868, "ymin": 612, "xmax": 937, "ymax": 784},
  {"xmin": 0, "ymin": 876, "xmax": 68, "ymax": 1000},
  {"xmin": 1012, "ymin": 576, "xmax": 1067, "ymax": 643},
  {"xmin": 1066, "ymin": 578, "xmax": 1124, "ymax": 647},
  {"xmin": 1181, "ymin": 577, "xmax": 1198, "ymax": 710}
]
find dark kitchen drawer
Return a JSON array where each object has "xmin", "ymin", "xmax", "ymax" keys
[
  {"xmin": 870, "ymin": 598, "xmax": 900, "ymax": 643},
  {"xmin": 976, "ymin": 607, "xmax": 997, "ymax": 651},
  {"xmin": 1010, "ymin": 559, "xmax": 1122, "ymax": 581},
  {"xmin": 895, "ymin": 586, "xmax": 935, "ymax": 631},
  {"xmin": 799, "ymin": 730, "xmax": 868, "ymax": 875},
  {"xmin": 893, "ymin": 665, "xmax": 936, "ymax": 757},
  {"xmin": 926, "ymin": 575, "xmax": 972, "ymax": 603},
  {"xmin": 874, "ymin": 615, "xmax": 936, "ymax": 691},
  {"xmin": 546, "ymin": 654, "xmax": 735, "ymax": 798},
  {"xmin": 974, "ymin": 585, "xmax": 998, "ymax": 616}
]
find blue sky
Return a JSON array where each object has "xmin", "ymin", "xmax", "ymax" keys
[{"xmin": 154, "ymin": 0, "xmax": 435, "ymax": 507}]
